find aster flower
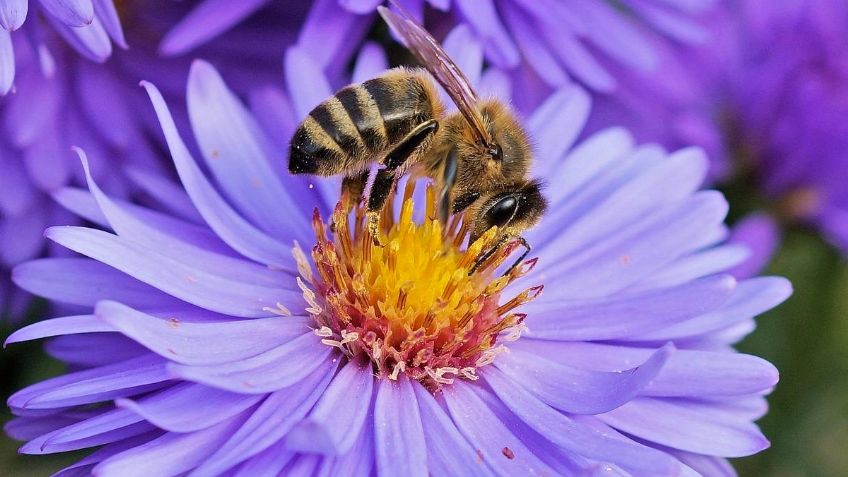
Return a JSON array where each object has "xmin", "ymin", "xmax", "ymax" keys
[
  {"xmin": 589, "ymin": 0, "xmax": 848, "ymax": 258},
  {"xmin": 5, "ymin": 52, "xmax": 790, "ymax": 476},
  {"xmin": 299, "ymin": 0, "xmax": 719, "ymax": 96},
  {"xmin": 0, "ymin": 1, "xmax": 303, "ymax": 322}
]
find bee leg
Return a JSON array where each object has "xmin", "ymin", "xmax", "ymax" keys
[
  {"xmin": 383, "ymin": 119, "xmax": 438, "ymax": 171},
  {"xmin": 366, "ymin": 120, "xmax": 438, "ymax": 243},
  {"xmin": 439, "ymin": 147, "xmax": 458, "ymax": 225},
  {"xmin": 505, "ymin": 237, "xmax": 531, "ymax": 276},
  {"xmin": 469, "ymin": 236, "xmax": 531, "ymax": 276},
  {"xmin": 342, "ymin": 169, "xmax": 370, "ymax": 207},
  {"xmin": 366, "ymin": 168, "xmax": 396, "ymax": 244}
]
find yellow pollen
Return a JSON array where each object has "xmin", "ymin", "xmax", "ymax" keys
[{"xmin": 297, "ymin": 181, "xmax": 541, "ymax": 389}]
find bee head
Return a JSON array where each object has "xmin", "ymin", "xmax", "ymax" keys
[
  {"xmin": 468, "ymin": 179, "xmax": 548, "ymax": 244},
  {"xmin": 443, "ymin": 100, "xmax": 532, "ymax": 189}
]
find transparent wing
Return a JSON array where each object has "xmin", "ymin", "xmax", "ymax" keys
[{"xmin": 378, "ymin": 4, "xmax": 491, "ymax": 145}]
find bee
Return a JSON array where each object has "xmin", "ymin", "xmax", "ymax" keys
[{"xmin": 288, "ymin": 2, "xmax": 547, "ymax": 272}]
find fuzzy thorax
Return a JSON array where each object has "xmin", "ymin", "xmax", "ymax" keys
[{"xmin": 295, "ymin": 182, "xmax": 541, "ymax": 390}]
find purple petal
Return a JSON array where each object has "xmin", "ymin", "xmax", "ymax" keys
[
  {"xmin": 50, "ymin": 14, "xmax": 112, "ymax": 62},
  {"xmin": 538, "ymin": 191, "xmax": 729, "ymax": 298},
  {"xmin": 286, "ymin": 361, "xmax": 373, "ymax": 454},
  {"xmin": 93, "ymin": 411, "xmax": 249, "ymax": 477},
  {"xmin": 4, "ymin": 315, "xmax": 115, "ymax": 346},
  {"xmin": 186, "ymin": 60, "xmax": 312, "ymax": 243},
  {"xmin": 3, "ymin": 68, "xmax": 59, "ymax": 146},
  {"xmin": 22, "ymin": 408, "xmax": 145, "ymax": 454},
  {"xmin": 0, "ymin": 28, "xmax": 13, "ymax": 94},
  {"xmin": 13, "ymin": 258, "xmax": 180, "ymax": 308},
  {"xmin": 532, "ymin": 127, "xmax": 634, "ymax": 211},
  {"xmin": 297, "ymin": 0, "xmax": 370, "ymax": 70},
  {"xmin": 374, "ymin": 376, "xmax": 427, "ymax": 477},
  {"xmin": 500, "ymin": 5, "xmax": 569, "ymax": 87},
  {"xmin": 412, "ymin": 384, "xmax": 495, "ymax": 477},
  {"xmin": 575, "ymin": 0, "xmax": 658, "ymax": 71},
  {"xmin": 351, "ymin": 41, "xmax": 388, "ymax": 83},
  {"xmin": 514, "ymin": 340, "xmax": 779, "ymax": 398},
  {"xmin": 74, "ymin": 62, "xmax": 137, "ymax": 149},
  {"xmin": 524, "ymin": 275, "xmax": 735, "ymax": 341},
  {"xmin": 76, "ymin": 153, "xmax": 293, "ymax": 289},
  {"xmin": 598, "ymin": 397, "xmax": 770, "ymax": 457},
  {"xmin": 339, "ymin": 0, "xmax": 381, "ymax": 14},
  {"xmin": 46, "ymin": 226, "xmax": 299, "ymax": 317},
  {"xmin": 643, "ymin": 245, "xmax": 750, "ymax": 289},
  {"xmin": 528, "ymin": 86, "xmax": 591, "ymax": 178},
  {"xmin": 5, "ymin": 415, "xmax": 83, "ymax": 441},
  {"xmin": 726, "ymin": 213, "xmax": 781, "ymax": 279},
  {"xmin": 168, "ymin": 333, "xmax": 332, "ymax": 394},
  {"xmin": 0, "ymin": 0, "xmax": 27, "ymax": 31},
  {"xmin": 92, "ymin": 0, "xmax": 126, "ymax": 47},
  {"xmin": 231, "ymin": 440, "xmax": 294, "ymax": 477},
  {"xmin": 97, "ymin": 301, "xmax": 310, "ymax": 366},
  {"xmin": 41, "ymin": 177, "xmax": 99, "ymax": 214},
  {"xmin": 50, "ymin": 432, "xmax": 163, "ymax": 477},
  {"xmin": 538, "ymin": 147, "xmax": 708, "ymax": 263},
  {"xmin": 631, "ymin": 277, "xmax": 792, "ymax": 341},
  {"xmin": 8, "ymin": 354, "xmax": 170, "ymax": 410},
  {"xmin": 159, "ymin": 0, "xmax": 270, "ymax": 55},
  {"xmin": 46, "ymin": 334, "xmax": 148, "ymax": 367},
  {"xmin": 494, "ymin": 344, "xmax": 672, "ymax": 414},
  {"xmin": 313, "ymin": 418, "xmax": 374, "ymax": 477},
  {"xmin": 482, "ymin": 371, "xmax": 682, "ymax": 475},
  {"xmin": 142, "ymin": 81, "xmax": 295, "ymax": 269},
  {"xmin": 39, "ymin": 0, "xmax": 93, "ymax": 27},
  {"xmin": 442, "ymin": 381, "xmax": 561, "ymax": 476},
  {"xmin": 125, "ymin": 168, "xmax": 203, "ymax": 224},
  {"xmin": 116, "ymin": 383, "xmax": 262, "ymax": 433},
  {"xmin": 190, "ymin": 360, "xmax": 337, "ymax": 476},
  {"xmin": 282, "ymin": 455, "xmax": 322, "ymax": 476},
  {"xmin": 455, "ymin": 0, "xmax": 519, "ymax": 67},
  {"xmin": 0, "ymin": 201, "xmax": 47, "ymax": 266}
]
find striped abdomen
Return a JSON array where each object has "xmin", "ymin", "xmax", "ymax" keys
[{"xmin": 288, "ymin": 68, "xmax": 443, "ymax": 176}]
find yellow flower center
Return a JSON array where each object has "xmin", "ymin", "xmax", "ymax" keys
[{"xmin": 295, "ymin": 182, "xmax": 541, "ymax": 389}]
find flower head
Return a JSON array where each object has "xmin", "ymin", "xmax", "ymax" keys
[{"xmin": 5, "ymin": 56, "xmax": 789, "ymax": 475}]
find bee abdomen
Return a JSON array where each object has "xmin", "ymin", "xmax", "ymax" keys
[
  {"xmin": 289, "ymin": 68, "xmax": 441, "ymax": 176},
  {"xmin": 361, "ymin": 72, "xmax": 436, "ymax": 145}
]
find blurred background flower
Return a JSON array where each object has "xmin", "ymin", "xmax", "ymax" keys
[{"xmin": 0, "ymin": 0, "xmax": 312, "ymax": 323}]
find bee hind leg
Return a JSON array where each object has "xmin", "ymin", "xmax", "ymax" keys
[
  {"xmin": 366, "ymin": 119, "xmax": 439, "ymax": 243},
  {"xmin": 438, "ymin": 147, "xmax": 458, "ymax": 225},
  {"xmin": 341, "ymin": 169, "xmax": 370, "ymax": 207}
]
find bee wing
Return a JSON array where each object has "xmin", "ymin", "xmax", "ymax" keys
[{"xmin": 378, "ymin": 4, "xmax": 492, "ymax": 145}]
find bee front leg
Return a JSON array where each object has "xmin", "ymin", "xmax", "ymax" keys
[{"xmin": 470, "ymin": 236, "xmax": 531, "ymax": 277}]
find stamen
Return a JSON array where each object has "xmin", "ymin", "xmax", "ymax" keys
[{"xmin": 299, "ymin": 182, "xmax": 542, "ymax": 389}]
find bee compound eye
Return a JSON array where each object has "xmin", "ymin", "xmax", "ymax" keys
[{"xmin": 486, "ymin": 196, "xmax": 518, "ymax": 227}]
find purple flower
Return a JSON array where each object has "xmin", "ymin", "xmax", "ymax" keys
[
  {"xmin": 0, "ymin": 2, "xmax": 302, "ymax": 321},
  {"xmin": 5, "ymin": 52, "xmax": 789, "ymax": 475},
  {"xmin": 299, "ymin": 0, "xmax": 718, "ymax": 96},
  {"xmin": 591, "ymin": 0, "xmax": 848, "ymax": 257},
  {"xmin": 0, "ymin": 0, "xmax": 126, "ymax": 94}
]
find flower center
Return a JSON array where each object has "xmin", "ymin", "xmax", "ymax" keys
[{"xmin": 295, "ymin": 182, "xmax": 541, "ymax": 389}]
